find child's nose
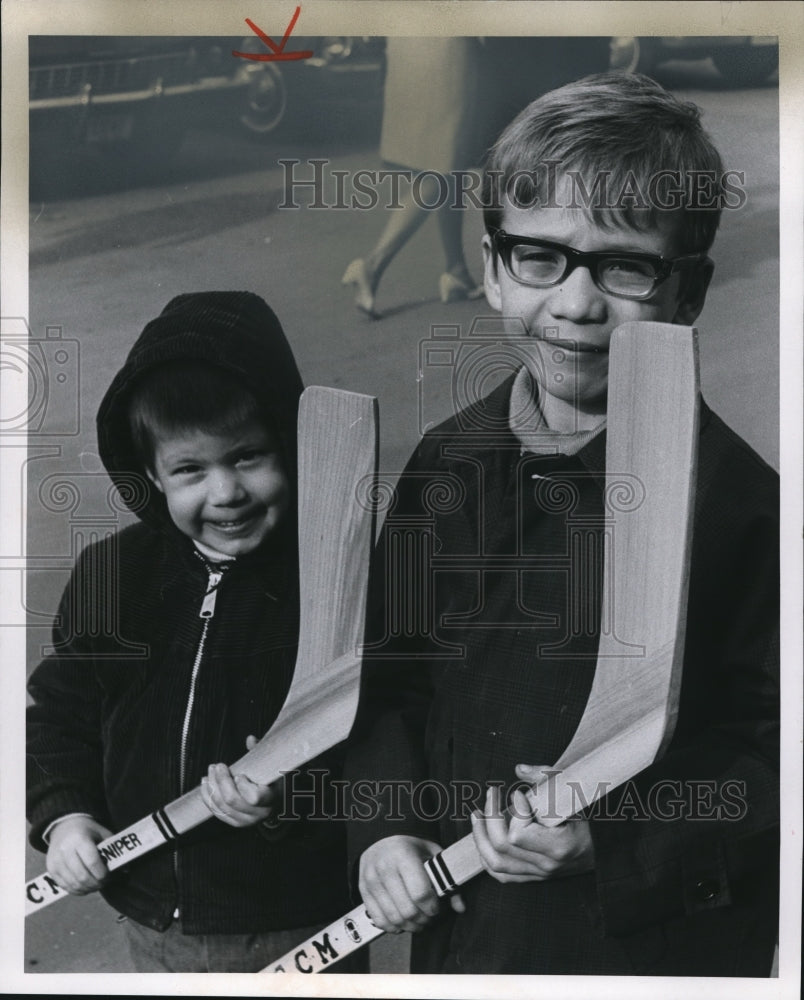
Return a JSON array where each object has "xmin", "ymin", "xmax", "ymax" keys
[
  {"xmin": 208, "ymin": 468, "xmax": 246, "ymax": 504},
  {"xmin": 547, "ymin": 264, "xmax": 607, "ymax": 323}
]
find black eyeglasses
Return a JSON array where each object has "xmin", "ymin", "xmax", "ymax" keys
[{"xmin": 491, "ymin": 230, "xmax": 709, "ymax": 301}]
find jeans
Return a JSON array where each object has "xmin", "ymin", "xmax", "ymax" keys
[{"xmin": 122, "ymin": 916, "xmax": 369, "ymax": 973}]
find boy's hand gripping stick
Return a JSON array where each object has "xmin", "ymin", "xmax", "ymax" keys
[
  {"xmin": 266, "ymin": 321, "xmax": 700, "ymax": 973},
  {"xmin": 26, "ymin": 386, "xmax": 378, "ymax": 915}
]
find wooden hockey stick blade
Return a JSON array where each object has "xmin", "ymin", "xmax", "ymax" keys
[
  {"xmin": 424, "ymin": 323, "xmax": 699, "ymax": 889},
  {"xmin": 26, "ymin": 387, "xmax": 378, "ymax": 916},
  {"xmin": 265, "ymin": 322, "xmax": 699, "ymax": 972},
  {"xmin": 530, "ymin": 321, "xmax": 699, "ymax": 817},
  {"xmin": 218, "ymin": 386, "xmax": 379, "ymax": 783}
]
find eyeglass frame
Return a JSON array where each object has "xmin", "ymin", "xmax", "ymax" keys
[{"xmin": 489, "ymin": 229, "xmax": 711, "ymax": 301}]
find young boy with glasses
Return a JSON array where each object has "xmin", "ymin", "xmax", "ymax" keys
[{"xmin": 346, "ymin": 73, "xmax": 779, "ymax": 975}]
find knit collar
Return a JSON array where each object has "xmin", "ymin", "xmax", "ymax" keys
[
  {"xmin": 508, "ymin": 366, "xmax": 606, "ymax": 458},
  {"xmin": 193, "ymin": 539, "xmax": 237, "ymax": 564}
]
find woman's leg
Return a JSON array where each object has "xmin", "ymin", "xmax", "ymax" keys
[
  {"xmin": 435, "ymin": 176, "xmax": 484, "ymax": 301},
  {"xmin": 342, "ymin": 173, "xmax": 441, "ymax": 315}
]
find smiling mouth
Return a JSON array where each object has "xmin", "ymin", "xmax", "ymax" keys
[
  {"xmin": 207, "ymin": 514, "xmax": 260, "ymax": 533},
  {"xmin": 530, "ymin": 331, "xmax": 607, "ymax": 354},
  {"xmin": 545, "ymin": 339, "xmax": 607, "ymax": 355}
]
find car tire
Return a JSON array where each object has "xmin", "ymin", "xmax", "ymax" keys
[
  {"xmin": 239, "ymin": 63, "xmax": 289, "ymax": 136},
  {"xmin": 712, "ymin": 46, "xmax": 778, "ymax": 86}
]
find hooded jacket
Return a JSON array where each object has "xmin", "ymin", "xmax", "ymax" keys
[{"xmin": 27, "ymin": 292, "xmax": 352, "ymax": 934}]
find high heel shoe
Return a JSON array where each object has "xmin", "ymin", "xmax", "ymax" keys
[
  {"xmin": 439, "ymin": 272, "xmax": 485, "ymax": 303},
  {"xmin": 342, "ymin": 258, "xmax": 377, "ymax": 317}
]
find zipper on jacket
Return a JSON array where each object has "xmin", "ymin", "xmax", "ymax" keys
[
  {"xmin": 179, "ymin": 567, "xmax": 223, "ymax": 790},
  {"xmin": 173, "ymin": 565, "xmax": 223, "ymax": 920}
]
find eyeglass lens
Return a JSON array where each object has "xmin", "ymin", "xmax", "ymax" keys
[{"xmin": 508, "ymin": 243, "xmax": 659, "ymax": 296}]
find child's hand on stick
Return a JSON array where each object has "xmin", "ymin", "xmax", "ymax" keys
[
  {"xmin": 471, "ymin": 764, "xmax": 595, "ymax": 883},
  {"xmin": 200, "ymin": 735, "xmax": 280, "ymax": 828},
  {"xmin": 46, "ymin": 816, "xmax": 113, "ymax": 894},
  {"xmin": 359, "ymin": 834, "xmax": 466, "ymax": 934}
]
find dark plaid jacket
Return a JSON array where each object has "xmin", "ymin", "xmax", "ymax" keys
[{"xmin": 347, "ymin": 375, "xmax": 779, "ymax": 975}]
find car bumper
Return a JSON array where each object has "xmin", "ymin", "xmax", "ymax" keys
[{"xmin": 29, "ymin": 66, "xmax": 253, "ymax": 112}]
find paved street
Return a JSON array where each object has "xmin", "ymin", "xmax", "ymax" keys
[{"xmin": 21, "ymin": 52, "xmax": 779, "ymax": 976}]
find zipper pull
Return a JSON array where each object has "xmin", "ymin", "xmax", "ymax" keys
[{"xmin": 199, "ymin": 570, "xmax": 223, "ymax": 619}]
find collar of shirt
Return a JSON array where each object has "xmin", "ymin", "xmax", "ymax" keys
[
  {"xmin": 193, "ymin": 539, "xmax": 237, "ymax": 564},
  {"xmin": 508, "ymin": 366, "xmax": 606, "ymax": 459}
]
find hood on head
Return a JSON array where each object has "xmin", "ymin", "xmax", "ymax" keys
[{"xmin": 97, "ymin": 291, "xmax": 304, "ymax": 531}]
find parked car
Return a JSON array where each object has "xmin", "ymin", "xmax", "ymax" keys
[
  {"xmin": 28, "ymin": 34, "xmax": 386, "ymax": 163},
  {"xmin": 233, "ymin": 35, "xmax": 385, "ymax": 137},
  {"xmin": 609, "ymin": 36, "xmax": 779, "ymax": 86},
  {"xmin": 29, "ymin": 36, "xmax": 259, "ymax": 161}
]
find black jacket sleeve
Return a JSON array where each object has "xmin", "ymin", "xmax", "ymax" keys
[{"xmin": 27, "ymin": 539, "xmax": 114, "ymax": 850}]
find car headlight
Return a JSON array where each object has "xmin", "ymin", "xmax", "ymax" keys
[{"xmin": 320, "ymin": 37, "xmax": 353, "ymax": 63}]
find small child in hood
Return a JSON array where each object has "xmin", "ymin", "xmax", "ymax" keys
[{"xmin": 26, "ymin": 292, "xmax": 364, "ymax": 972}]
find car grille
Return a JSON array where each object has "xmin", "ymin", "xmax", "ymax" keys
[{"xmin": 29, "ymin": 51, "xmax": 196, "ymax": 101}]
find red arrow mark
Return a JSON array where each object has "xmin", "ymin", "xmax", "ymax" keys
[{"xmin": 232, "ymin": 7, "xmax": 314, "ymax": 62}]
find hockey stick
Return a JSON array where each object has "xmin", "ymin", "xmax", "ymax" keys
[
  {"xmin": 26, "ymin": 386, "xmax": 378, "ymax": 915},
  {"xmin": 266, "ymin": 321, "xmax": 700, "ymax": 973}
]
